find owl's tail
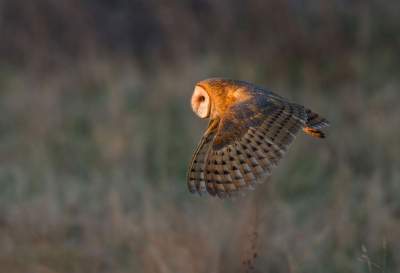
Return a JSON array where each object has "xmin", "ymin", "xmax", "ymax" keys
[{"xmin": 302, "ymin": 108, "xmax": 329, "ymax": 138}]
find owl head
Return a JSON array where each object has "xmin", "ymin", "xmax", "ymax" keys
[
  {"xmin": 190, "ymin": 78, "xmax": 250, "ymax": 119},
  {"xmin": 191, "ymin": 84, "xmax": 211, "ymax": 118}
]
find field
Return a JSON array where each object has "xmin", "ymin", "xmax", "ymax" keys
[{"xmin": 0, "ymin": 1, "xmax": 399, "ymax": 272}]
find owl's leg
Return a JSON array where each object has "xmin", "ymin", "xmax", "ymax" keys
[{"xmin": 303, "ymin": 127, "xmax": 326, "ymax": 138}]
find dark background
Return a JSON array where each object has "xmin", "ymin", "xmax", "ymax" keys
[{"xmin": 0, "ymin": 1, "xmax": 399, "ymax": 272}]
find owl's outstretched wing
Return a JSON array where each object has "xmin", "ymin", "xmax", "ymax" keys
[{"xmin": 187, "ymin": 95, "xmax": 308, "ymax": 198}]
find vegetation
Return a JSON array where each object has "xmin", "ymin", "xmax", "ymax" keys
[{"xmin": 0, "ymin": 1, "xmax": 399, "ymax": 272}]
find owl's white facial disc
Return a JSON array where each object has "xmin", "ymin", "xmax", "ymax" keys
[{"xmin": 191, "ymin": 85, "xmax": 210, "ymax": 118}]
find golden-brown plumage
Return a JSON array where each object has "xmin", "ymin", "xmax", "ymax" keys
[{"xmin": 188, "ymin": 78, "xmax": 329, "ymax": 198}]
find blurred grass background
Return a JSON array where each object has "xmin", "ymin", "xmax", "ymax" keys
[{"xmin": 0, "ymin": 1, "xmax": 400, "ymax": 272}]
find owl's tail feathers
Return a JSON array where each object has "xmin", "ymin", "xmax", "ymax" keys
[{"xmin": 303, "ymin": 108, "xmax": 329, "ymax": 138}]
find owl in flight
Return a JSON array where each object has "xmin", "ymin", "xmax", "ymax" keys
[{"xmin": 187, "ymin": 78, "xmax": 329, "ymax": 198}]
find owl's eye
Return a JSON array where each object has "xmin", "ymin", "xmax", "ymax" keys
[{"xmin": 191, "ymin": 85, "xmax": 210, "ymax": 118}]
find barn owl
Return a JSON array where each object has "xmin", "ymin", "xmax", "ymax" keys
[{"xmin": 187, "ymin": 78, "xmax": 329, "ymax": 198}]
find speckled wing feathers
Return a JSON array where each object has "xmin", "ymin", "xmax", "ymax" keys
[
  {"xmin": 187, "ymin": 95, "xmax": 308, "ymax": 198},
  {"xmin": 187, "ymin": 127, "xmax": 217, "ymax": 194}
]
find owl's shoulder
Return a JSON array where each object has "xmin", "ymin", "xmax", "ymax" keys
[{"xmin": 231, "ymin": 82, "xmax": 286, "ymax": 108}]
